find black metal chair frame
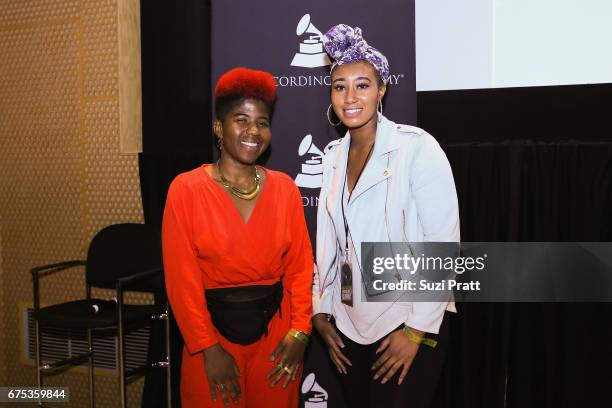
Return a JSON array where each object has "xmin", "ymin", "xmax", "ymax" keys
[{"xmin": 31, "ymin": 229, "xmax": 172, "ymax": 408}]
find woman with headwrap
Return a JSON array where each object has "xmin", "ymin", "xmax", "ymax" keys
[
  {"xmin": 312, "ymin": 25, "xmax": 460, "ymax": 407},
  {"xmin": 163, "ymin": 67, "xmax": 313, "ymax": 408}
]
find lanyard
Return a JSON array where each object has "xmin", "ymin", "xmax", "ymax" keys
[{"xmin": 341, "ymin": 142, "xmax": 375, "ymax": 254}]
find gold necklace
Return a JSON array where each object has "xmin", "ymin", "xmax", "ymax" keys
[{"xmin": 216, "ymin": 161, "xmax": 261, "ymax": 201}]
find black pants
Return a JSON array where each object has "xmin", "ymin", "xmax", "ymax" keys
[{"xmin": 336, "ymin": 313, "xmax": 451, "ymax": 408}]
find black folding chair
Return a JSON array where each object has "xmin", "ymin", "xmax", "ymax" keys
[{"xmin": 31, "ymin": 223, "xmax": 171, "ymax": 407}]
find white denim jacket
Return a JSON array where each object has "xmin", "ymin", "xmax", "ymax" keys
[{"xmin": 313, "ymin": 115, "xmax": 460, "ymax": 341}]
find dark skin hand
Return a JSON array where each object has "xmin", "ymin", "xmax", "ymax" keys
[
  {"xmin": 314, "ymin": 314, "xmax": 423, "ymax": 385},
  {"xmin": 266, "ymin": 334, "xmax": 307, "ymax": 388},
  {"xmin": 312, "ymin": 313, "xmax": 352, "ymax": 374},
  {"xmin": 204, "ymin": 343, "xmax": 241, "ymax": 406},
  {"xmin": 371, "ymin": 328, "xmax": 423, "ymax": 385}
]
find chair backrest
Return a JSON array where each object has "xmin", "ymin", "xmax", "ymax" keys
[{"xmin": 86, "ymin": 223, "xmax": 163, "ymax": 291}]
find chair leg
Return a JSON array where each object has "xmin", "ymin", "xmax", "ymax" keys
[
  {"xmin": 118, "ymin": 320, "xmax": 127, "ymax": 408},
  {"xmin": 35, "ymin": 320, "xmax": 44, "ymax": 408},
  {"xmin": 165, "ymin": 309, "xmax": 172, "ymax": 408},
  {"xmin": 87, "ymin": 329, "xmax": 95, "ymax": 408}
]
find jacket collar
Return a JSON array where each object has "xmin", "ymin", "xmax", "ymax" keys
[
  {"xmin": 331, "ymin": 115, "xmax": 399, "ymax": 169},
  {"xmin": 327, "ymin": 115, "xmax": 398, "ymax": 207}
]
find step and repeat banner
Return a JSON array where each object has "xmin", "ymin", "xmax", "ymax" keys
[{"xmin": 211, "ymin": 1, "xmax": 415, "ymax": 406}]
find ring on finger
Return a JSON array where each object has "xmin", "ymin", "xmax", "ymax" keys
[
  {"xmin": 217, "ymin": 383, "xmax": 225, "ymax": 390},
  {"xmin": 282, "ymin": 366, "xmax": 292, "ymax": 374}
]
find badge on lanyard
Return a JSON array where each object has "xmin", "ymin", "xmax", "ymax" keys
[
  {"xmin": 341, "ymin": 256, "xmax": 353, "ymax": 306},
  {"xmin": 340, "ymin": 141, "xmax": 375, "ymax": 308},
  {"xmin": 341, "ymin": 191, "xmax": 354, "ymax": 306}
]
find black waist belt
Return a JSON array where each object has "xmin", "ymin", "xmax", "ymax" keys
[{"xmin": 205, "ymin": 281, "xmax": 283, "ymax": 345}]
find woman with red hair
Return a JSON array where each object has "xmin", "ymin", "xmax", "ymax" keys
[{"xmin": 163, "ymin": 67, "xmax": 313, "ymax": 407}]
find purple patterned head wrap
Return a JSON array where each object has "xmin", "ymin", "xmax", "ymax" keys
[{"xmin": 322, "ymin": 24, "xmax": 390, "ymax": 84}]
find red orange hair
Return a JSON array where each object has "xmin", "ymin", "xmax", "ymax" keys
[{"xmin": 214, "ymin": 67, "xmax": 277, "ymax": 102}]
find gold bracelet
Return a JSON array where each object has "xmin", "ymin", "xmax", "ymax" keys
[
  {"xmin": 288, "ymin": 329, "xmax": 310, "ymax": 346},
  {"xmin": 402, "ymin": 326, "xmax": 438, "ymax": 348}
]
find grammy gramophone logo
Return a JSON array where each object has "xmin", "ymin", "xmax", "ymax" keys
[
  {"xmin": 301, "ymin": 373, "xmax": 328, "ymax": 408},
  {"xmin": 295, "ymin": 134, "xmax": 339, "ymax": 190},
  {"xmin": 294, "ymin": 134, "xmax": 324, "ymax": 189},
  {"xmin": 290, "ymin": 14, "xmax": 331, "ymax": 68}
]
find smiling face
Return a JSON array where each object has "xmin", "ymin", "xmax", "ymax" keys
[
  {"xmin": 330, "ymin": 61, "xmax": 386, "ymax": 130},
  {"xmin": 214, "ymin": 98, "xmax": 272, "ymax": 166}
]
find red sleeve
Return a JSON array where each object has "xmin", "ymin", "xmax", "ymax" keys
[
  {"xmin": 282, "ymin": 183, "xmax": 314, "ymax": 334},
  {"xmin": 162, "ymin": 178, "xmax": 219, "ymax": 354}
]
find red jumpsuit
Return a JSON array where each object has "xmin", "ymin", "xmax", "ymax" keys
[{"xmin": 162, "ymin": 164, "xmax": 313, "ymax": 408}]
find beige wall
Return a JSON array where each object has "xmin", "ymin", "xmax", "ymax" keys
[{"xmin": 0, "ymin": 0, "xmax": 145, "ymax": 406}]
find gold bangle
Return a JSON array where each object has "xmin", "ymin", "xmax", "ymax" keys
[
  {"xmin": 402, "ymin": 326, "xmax": 438, "ymax": 348},
  {"xmin": 288, "ymin": 329, "xmax": 310, "ymax": 346}
]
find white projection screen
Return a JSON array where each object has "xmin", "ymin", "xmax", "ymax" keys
[{"xmin": 416, "ymin": 0, "xmax": 612, "ymax": 91}]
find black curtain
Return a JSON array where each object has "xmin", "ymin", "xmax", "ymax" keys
[
  {"xmin": 139, "ymin": 1, "xmax": 213, "ymax": 407},
  {"xmin": 417, "ymin": 84, "xmax": 612, "ymax": 145},
  {"xmin": 430, "ymin": 141, "xmax": 612, "ymax": 408},
  {"xmin": 139, "ymin": 0, "xmax": 213, "ymax": 224},
  {"xmin": 420, "ymin": 86, "xmax": 612, "ymax": 408},
  {"xmin": 139, "ymin": 1, "xmax": 612, "ymax": 405},
  {"xmin": 140, "ymin": 0, "xmax": 212, "ymax": 154}
]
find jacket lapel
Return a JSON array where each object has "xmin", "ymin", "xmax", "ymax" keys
[
  {"xmin": 348, "ymin": 154, "xmax": 391, "ymax": 203},
  {"xmin": 326, "ymin": 136, "xmax": 350, "ymax": 249},
  {"xmin": 348, "ymin": 117, "xmax": 398, "ymax": 203},
  {"xmin": 326, "ymin": 135, "xmax": 349, "ymax": 212},
  {"xmin": 323, "ymin": 116, "xmax": 400, "ymax": 247}
]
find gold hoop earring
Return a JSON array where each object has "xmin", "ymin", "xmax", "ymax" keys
[
  {"xmin": 377, "ymin": 99, "xmax": 383, "ymax": 123},
  {"xmin": 216, "ymin": 136, "xmax": 223, "ymax": 150},
  {"xmin": 327, "ymin": 104, "xmax": 341, "ymax": 127}
]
